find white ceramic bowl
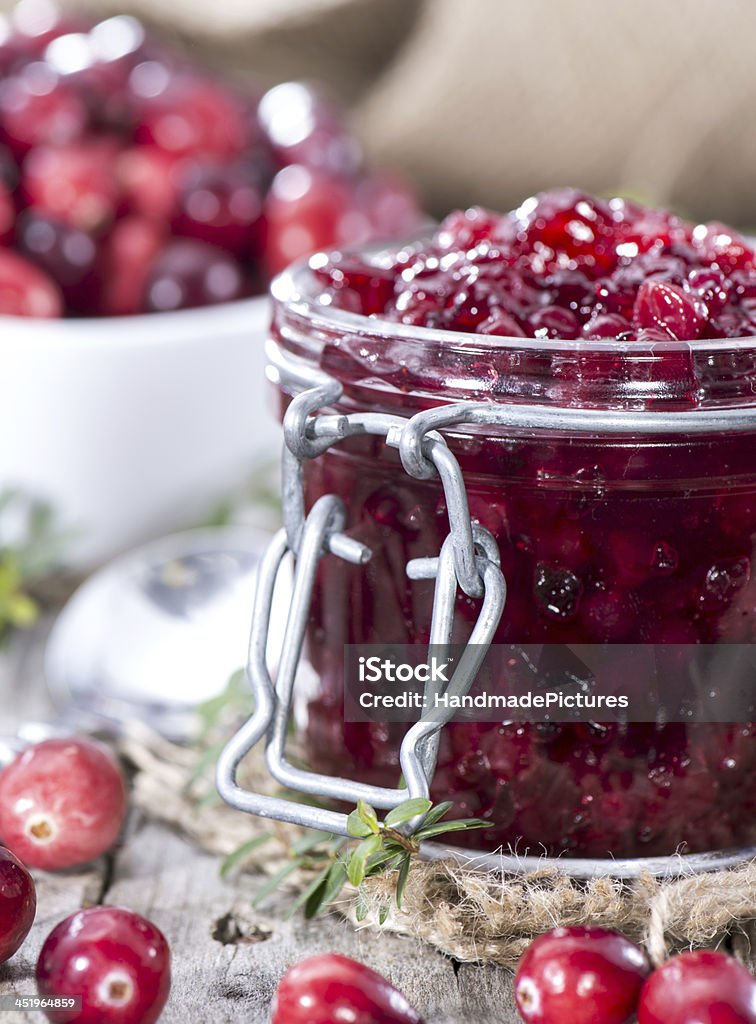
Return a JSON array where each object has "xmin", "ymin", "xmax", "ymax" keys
[{"xmin": 0, "ymin": 296, "xmax": 280, "ymax": 568}]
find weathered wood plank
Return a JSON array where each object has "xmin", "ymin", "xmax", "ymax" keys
[{"xmin": 104, "ymin": 816, "xmax": 513, "ymax": 1023}]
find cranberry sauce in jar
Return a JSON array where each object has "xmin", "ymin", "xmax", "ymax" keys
[{"xmin": 270, "ymin": 189, "xmax": 756, "ymax": 860}]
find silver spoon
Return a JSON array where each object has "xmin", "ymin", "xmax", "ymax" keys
[{"xmin": 42, "ymin": 525, "xmax": 283, "ymax": 742}]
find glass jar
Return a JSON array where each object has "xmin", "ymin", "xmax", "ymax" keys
[{"xmin": 268, "ymin": 253, "xmax": 756, "ymax": 863}]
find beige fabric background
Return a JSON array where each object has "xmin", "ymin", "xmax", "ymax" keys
[{"xmin": 9, "ymin": 0, "xmax": 756, "ymax": 224}]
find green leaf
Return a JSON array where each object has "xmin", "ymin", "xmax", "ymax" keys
[
  {"xmin": 290, "ymin": 830, "xmax": 336, "ymax": 857},
  {"xmin": 252, "ymin": 860, "xmax": 302, "ymax": 907},
  {"xmin": 357, "ymin": 800, "xmax": 380, "ymax": 834},
  {"xmin": 416, "ymin": 800, "xmax": 454, "ymax": 829},
  {"xmin": 288, "ymin": 862, "xmax": 332, "ymax": 919},
  {"xmin": 384, "ymin": 798, "xmax": 432, "ymax": 828},
  {"xmin": 346, "ymin": 809, "xmax": 373, "ymax": 839},
  {"xmin": 320, "ymin": 858, "xmax": 349, "ymax": 908},
  {"xmin": 395, "ymin": 855, "xmax": 411, "ymax": 909},
  {"xmin": 347, "ymin": 834, "xmax": 382, "ymax": 888},
  {"xmin": 220, "ymin": 834, "xmax": 272, "ymax": 878},
  {"xmin": 416, "ymin": 818, "xmax": 492, "ymax": 841},
  {"xmin": 355, "ymin": 893, "xmax": 369, "ymax": 923},
  {"xmin": 365, "ymin": 850, "xmax": 404, "ymax": 875},
  {"xmin": 378, "ymin": 903, "xmax": 390, "ymax": 926}
]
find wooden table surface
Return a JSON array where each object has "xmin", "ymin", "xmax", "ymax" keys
[{"xmin": 0, "ymin": 621, "xmax": 520, "ymax": 1024}]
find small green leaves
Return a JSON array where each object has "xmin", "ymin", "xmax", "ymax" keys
[
  {"xmin": 220, "ymin": 834, "xmax": 272, "ymax": 878},
  {"xmin": 348, "ymin": 834, "xmax": 382, "ymax": 887},
  {"xmin": 247, "ymin": 797, "xmax": 493, "ymax": 924},
  {"xmin": 384, "ymin": 797, "xmax": 433, "ymax": 828}
]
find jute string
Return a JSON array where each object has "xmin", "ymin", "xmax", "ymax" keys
[{"xmin": 119, "ymin": 724, "xmax": 756, "ymax": 969}]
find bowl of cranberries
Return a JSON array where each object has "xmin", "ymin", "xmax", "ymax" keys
[
  {"xmin": 0, "ymin": 0, "xmax": 422, "ymax": 566},
  {"xmin": 269, "ymin": 187, "xmax": 756, "ymax": 864}
]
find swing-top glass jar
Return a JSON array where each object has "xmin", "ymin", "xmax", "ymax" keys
[{"xmin": 263, "ymin": 190, "xmax": 756, "ymax": 864}]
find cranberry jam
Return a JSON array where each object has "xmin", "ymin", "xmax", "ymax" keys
[{"xmin": 272, "ymin": 188, "xmax": 756, "ymax": 860}]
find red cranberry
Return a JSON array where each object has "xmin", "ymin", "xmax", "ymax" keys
[
  {"xmin": 116, "ymin": 145, "xmax": 183, "ymax": 221},
  {"xmin": 0, "ymin": 846, "xmax": 35, "ymax": 964},
  {"xmin": 693, "ymin": 221, "xmax": 754, "ymax": 273},
  {"xmin": 633, "ymin": 279, "xmax": 706, "ymax": 339},
  {"xmin": 36, "ymin": 906, "xmax": 171, "ymax": 1024},
  {"xmin": 477, "ymin": 309, "xmax": 526, "ymax": 336},
  {"xmin": 258, "ymin": 81, "xmax": 362, "ymax": 179},
  {"xmin": 133, "ymin": 69, "xmax": 250, "ymax": 159},
  {"xmin": 528, "ymin": 305, "xmax": 580, "ymax": 339},
  {"xmin": 515, "ymin": 926, "xmax": 650, "ymax": 1024},
  {"xmin": 172, "ymin": 160, "xmax": 265, "ymax": 257},
  {"xmin": 10, "ymin": 0, "xmax": 86, "ymax": 57},
  {"xmin": 271, "ymin": 953, "xmax": 423, "ymax": 1024},
  {"xmin": 23, "ymin": 138, "xmax": 122, "ymax": 232},
  {"xmin": 144, "ymin": 238, "xmax": 245, "ymax": 312},
  {"xmin": 17, "ymin": 211, "xmax": 98, "ymax": 313},
  {"xmin": 264, "ymin": 165, "xmax": 359, "ymax": 276},
  {"xmin": 638, "ymin": 950, "xmax": 756, "ymax": 1024},
  {"xmin": 435, "ymin": 206, "xmax": 502, "ymax": 251},
  {"xmin": 0, "ymin": 60, "xmax": 87, "ymax": 156},
  {"xmin": 582, "ymin": 312, "xmax": 631, "ymax": 339},
  {"xmin": 0, "ymin": 737, "xmax": 127, "ymax": 869},
  {"xmin": 44, "ymin": 17, "xmax": 146, "ymax": 122},
  {"xmin": 0, "ymin": 180, "xmax": 14, "ymax": 244},
  {"xmin": 0, "ymin": 248, "xmax": 62, "ymax": 315},
  {"xmin": 99, "ymin": 215, "xmax": 164, "ymax": 315},
  {"xmin": 515, "ymin": 188, "xmax": 617, "ymax": 273},
  {"xmin": 311, "ymin": 251, "xmax": 395, "ymax": 315}
]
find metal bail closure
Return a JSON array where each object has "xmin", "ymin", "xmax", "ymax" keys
[{"xmin": 216, "ymin": 373, "xmax": 507, "ymax": 838}]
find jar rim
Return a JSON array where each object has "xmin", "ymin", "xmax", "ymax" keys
[{"xmin": 272, "ymin": 252, "xmax": 756, "ymax": 354}]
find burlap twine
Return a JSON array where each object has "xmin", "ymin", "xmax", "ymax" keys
[{"xmin": 118, "ymin": 723, "xmax": 756, "ymax": 970}]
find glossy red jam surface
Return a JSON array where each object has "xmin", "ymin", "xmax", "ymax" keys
[
  {"xmin": 314, "ymin": 188, "xmax": 756, "ymax": 342},
  {"xmin": 275, "ymin": 190, "xmax": 756, "ymax": 859},
  {"xmin": 0, "ymin": 2, "xmax": 421, "ymax": 317}
]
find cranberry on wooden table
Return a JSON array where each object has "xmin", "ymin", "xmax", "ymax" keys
[
  {"xmin": 272, "ymin": 953, "xmax": 424, "ymax": 1024},
  {"xmin": 0, "ymin": 737, "xmax": 127, "ymax": 870},
  {"xmin": 638, "ymin": 950, "xmax": 756, "ymax": 1024},
  {"xmin": 37, "ymin": 906, "xmax": 171, "ymax": 1024},
  {"xmin": 0, "ymin": 846, "xmax": 36, "ymax": 963},
  {"xmin": 514, "ymin": 926, "xmax": 650, "ymax": 1024}
]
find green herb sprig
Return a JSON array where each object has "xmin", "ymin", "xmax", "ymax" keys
[{"xmin": 248, "ymin": 797, "xmax": 490, "ymax": 922}]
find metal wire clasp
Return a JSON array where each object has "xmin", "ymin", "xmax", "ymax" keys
[{"xmin": 216, "ymin": 365, "xmax": 507, "ymax": 837}]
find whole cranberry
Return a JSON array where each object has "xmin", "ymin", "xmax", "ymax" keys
[
  {"xmin": 144, "ymin": 238, "xmax": 245, "ymax": 311},
  {"xmin": 0, "ymin": 737, "xmax": 127, "ymax": 870},
  {"xmin": 133, "ymin": 69, "xmax": 251, "ymax": 160},
  {"xmin": 633, "ymin": 279, "xmax": 706, "ymax": 340},
  {"xmin": 116, "ymin": 144, "xmax": 184, "ymax": 221},
  {"xmin": 22, "ymin": 138, "xmax": 122, "ymax": 233},
  {"xmin": 257, "ymin": 81, "xmax": 362, "ymax": 178},
  {"xmin": 0, "ymin": 248, "xmax": 63, "ymax": 316},
  {"xmin": 0, "ymin": 61, "xmax": 87, "ymax": 157},
  {"xmin": 514, "ymin": 926, "xmax": 650, "ymax": 1024},
  {"xmin": 37, "ymin": 906, "xmax": 171, "ymax": 1024},
  {"xmin": 263, "ymin": 165, "xmax": 359, "ymax": 276},
  {"xmin": 638, "ymin": 950, "xmax": 756, "ymax": 1024},
  {"xmin": 17, "ymin": 211, "xmax": 99, "ymax": 313},
  {"xmin": 99, "ymin": 215, "xmax": 164, "ymax": 315},
  {"xmin": 272, "ymin": 953, "xmax": 424, "ymax": 1024},
  {"xmin": 0, "ymin": 846, "xmax": 36, "ymax": 963},
  {"xmin": 172, "ymin": 160, "xmax": 265, "ymax": 257}
]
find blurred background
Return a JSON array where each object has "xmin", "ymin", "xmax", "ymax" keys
[{"xmin": 68, "ymin": 0, "xmax": 756, "ymax": 227}]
